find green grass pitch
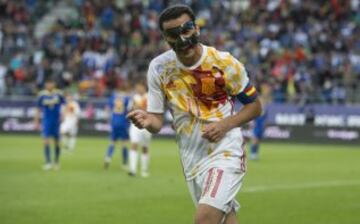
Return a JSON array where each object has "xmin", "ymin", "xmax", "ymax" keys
[{"xmin": 0, "ymin": 135, "xmax": 359, "ymax": 224}]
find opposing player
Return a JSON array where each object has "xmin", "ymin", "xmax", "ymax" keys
[
  {"xmin": 104, "ymin": 82, "xmax": 132, "ymax": 170},
  {"xmin": 250, "ymin": 83, "xmax": 271, "ymax": 160},
  {"xmin": 249, "ymin": 108, "xmax": 267, "ymax": 160},
  {"xmin": 128, "ymin": 83, "xmax": 152, "ymax": 177},
  {"xmin": 34, "ymin": 79, "xmax": 66, "ymax": 171},
  {"xmin": 128, "ymin": 5, "xmax": 262, "ymax": 224},
  {"xmin": 60, "ymin": 94, "xmax": 81, "ymax": 152}
]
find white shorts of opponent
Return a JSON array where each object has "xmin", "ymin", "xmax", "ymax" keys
[
  {"xmin": 60, "ymin": 120, "xmax": 78, "ymax": 136},
  {"xmin": 129, "ymin": 124, "xmax": 152, "ymax": 147}
]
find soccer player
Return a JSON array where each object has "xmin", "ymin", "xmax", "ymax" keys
[
  {"xmin": 60, "ymin": 94, "xmax": 81, "ymax": 152},
  {"xmin": 128, "ymin": 83, "xmax": 152, "ymax": 177},
  {"xmin": 249, "ymin": 108, "xmax": 267, "ymax": 160},
  {"xmin": 104, "ymin": 82, "xmax": 132, "ymax": 170},
  {"xmin": 34, "ymin": 79, "xmax": 66, "ymax": 171},
  {"xmin": 250, "ymin": 83, "xmax": 271, "ymax": 160},
  {"xmin": 127, "ymin": 5, "xmax": 262, "ymax": 224}
]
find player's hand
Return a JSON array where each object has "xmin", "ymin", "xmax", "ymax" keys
[
  {"xmin": 202, "ymin": 121, "xmax": 230, "ymax": 143},
  {"xmin": 127, "ymin": 110, "xmax": 151, "ymax": 129}
]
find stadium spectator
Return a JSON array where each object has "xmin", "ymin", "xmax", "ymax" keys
[{"xmin": 0, "ymin": 0, "xmax": 358, "ymax": 104}]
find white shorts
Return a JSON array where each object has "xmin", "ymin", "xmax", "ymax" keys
[
  {"xmin": 187, "ymin": 167, "xmax": 245, "ymax": 214},
  {"xmin": 129, "ymin": 124, "xmax": 152, "ymax": 147},
  {"xmin": 60, "ymin": 120, "xmax": 78, "ymax": 136}
]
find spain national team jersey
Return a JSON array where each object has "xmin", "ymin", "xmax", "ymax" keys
[
  {"xmin": 37, "ymin": 89, "xmax": 66, "ymax": 137},
  {"xmin": 133, "ymin": 93, "xmax": 148, "ymax": 110},
  {"xmin": 147, "ymin": 45, "xmax": 253, "ymax": 180}
]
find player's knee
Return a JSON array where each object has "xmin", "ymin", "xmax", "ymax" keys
[
  {"xmin": 194, "ymin": 213, "xmax": 212, "ymax": 224},
  {"xmin": 195, "ymin": 210, "xmax": 219, "ymax": 224},
  {"xmin": 131, "ymin": 143, "xmax": 138, "ymax": 149}
]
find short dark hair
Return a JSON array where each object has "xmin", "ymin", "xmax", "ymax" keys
[{"xmin": 158, "ymin": 4, "xmax": 195, "ymax": 31}]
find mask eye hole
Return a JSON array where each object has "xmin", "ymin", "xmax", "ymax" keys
[
  {"xmin": 181, "ymin": 21, "xmax": 195, "ymax": 36},
  {"xmin": 163, "ymin": 21, "xmax": 195, "ymax": 40}
]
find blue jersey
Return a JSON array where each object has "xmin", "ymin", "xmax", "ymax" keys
[
  {"xmin": 108, "ymin": 92, "xmax": 131, "ymax": 140},
  {"xmin": 37, "ymin": 89, "xmax": 65, "ymax": 138},
  {"xmin": 108, "ymin": 92, "xmax": 131, "ymax": 126}
]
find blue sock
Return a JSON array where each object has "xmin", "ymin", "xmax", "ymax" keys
[
  {"xmin": 106, "ymin": 144, "xmax": 115, "ymax": 158},
  {"xmin": 122, "ymin": 147, "xmax": 128, "ymax": 165},
  {"xmin": 251, "ymin": 144, "xmax": 259, "ymax": 155},
  {"xmin": 55, "ymin": 145, "xmax": 61, "ymax": 163},
  {"xmin": 44, "ymin": 144, "xmax": 51, "ymax": 164}
]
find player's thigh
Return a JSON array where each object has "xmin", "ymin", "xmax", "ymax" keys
[
  {"xmin": 195, "ymin": 203, "xmax": 224, "ymax": 224},
  {"xmin": 69, "ymin": 123, "xmax": 78, "ymax": 136},
  {"xmin": 135, "ymin": 132, "xmax": 151, "ymax": 147},
  {"xmin": 52, "ymin": 124, "xmax": 60, "ymax": 141},
  {"xmin": 129, "ymin": 125, "xmax": 144, "ymax": 143},
  {"xmin": 110, "ymin": 126, "xmax": 121, "ymax": 141},
  {"xmin": 60, "ymin": 122, "xmax": 67, "ymax": 134}
]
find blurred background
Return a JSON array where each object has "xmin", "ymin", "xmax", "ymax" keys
[
  {"xmin": 0, "ymin": 0, "xmax": 359, "ymax": 142},
  {"xmin": 0, "ymin": 1, "xmax": 359, "ymax": 224}
]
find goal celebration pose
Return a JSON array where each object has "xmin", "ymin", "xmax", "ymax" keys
[{"xmin": 128, "ymin": 5, "xmax": 262, "ymax": 224}]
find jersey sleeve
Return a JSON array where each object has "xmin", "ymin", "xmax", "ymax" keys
[
  {"xmin": 223, "ymin": 54, "xmax": 250, "ymax": 96},
  {"xmin": 223, "ymin": 54, "xmax": 258, "ymax": 104},
  {"xmin": 147, "ymin": 60, "xmax": 165, "ymax": 113}
]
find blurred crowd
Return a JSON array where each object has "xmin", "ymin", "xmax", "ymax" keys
[{"xmin": 0, "ymin": 0, "xmax": 359, "ymax": 104}]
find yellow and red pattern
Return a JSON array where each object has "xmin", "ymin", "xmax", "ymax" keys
[
  {"xmin": 147, "ymin": 45, "xmax": 249, "ymax": 180},
  {"xmin": 159, "ymin": 46, "xmax": 248, "ymax": 129},
  {"xmin": 134, "ymin": 94, "xmax": 147, "ymax": 110}
]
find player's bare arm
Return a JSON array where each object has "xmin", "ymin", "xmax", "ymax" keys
[
  {"xmin": 33, "ymin": 108, "xmax": 41, "ymax": 130},
  {"xmin": 127, "ymin": 110, "xmax": 164, "ymax": 133},
  {"xmin": 202, "ymin": 98, "xmax": 262, "ymax": 143}
]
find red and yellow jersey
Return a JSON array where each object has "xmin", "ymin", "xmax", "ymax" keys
[
  {"xmin": 147, "ymin": 45, "xmax": 250, "ymax": 180},
  {"xmin": 133, "ymin": 93, "xmax": 148, "ymax": 110}
]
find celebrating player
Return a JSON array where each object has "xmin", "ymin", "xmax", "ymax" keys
[
  {"xmin": 34, "ymin": 79, "xmax": 66, "ymax": 171},
  {"xmin": 128, "ymin": 83, "xmax": 152, "ymax": 177},
  {"xmin": 60, "ymin": 94, "xmax": 81, "ymax": 152},
  {"xmin": 127, "ymin": 5, "xmax": 262, "ymax": 224},
  {"xmin": 104, "ymin": 82, "xmax": 132, "ymax": 170}
]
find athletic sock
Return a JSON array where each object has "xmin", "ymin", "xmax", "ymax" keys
[
  {"xmin": 251, "ymin": 144, "xmax": 259, "ymax": 155},
  {"xmin": 61, "ymin": 135, "xmax": 68, "ymax": 149},
  {"xmin": 141, "ymin": 153, "xmax": 149, "ymax": 174},
  {"xmin": 122, "ymin": 146, "xmax": 128, "ymax": 165},
  {"xmin": 55, "ymin": 145, "xmax": 61, "ymax": 164},
  {"xmin": 106, "ymin": 144, "xmax": 115, "ymax": 160},
  {"xmin": 44, "ymin": 144, "xmax": 51, "ymax": 164},
  {"xmin": 69, "ymin": 136, "xmax": 76, "ymax": 151},
  {"xmin": 129, "ymin": 149, "xmax": 138, "ymax": 174}
]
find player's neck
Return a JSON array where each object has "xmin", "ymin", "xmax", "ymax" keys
[{"xmin": 177, "ymin": 44, "xmax": 203, "ymax": 67}]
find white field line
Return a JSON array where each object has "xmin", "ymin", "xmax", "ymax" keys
[{"xmin": 243, "ymin": 180, "xmax": 360, "ymax": 193}]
